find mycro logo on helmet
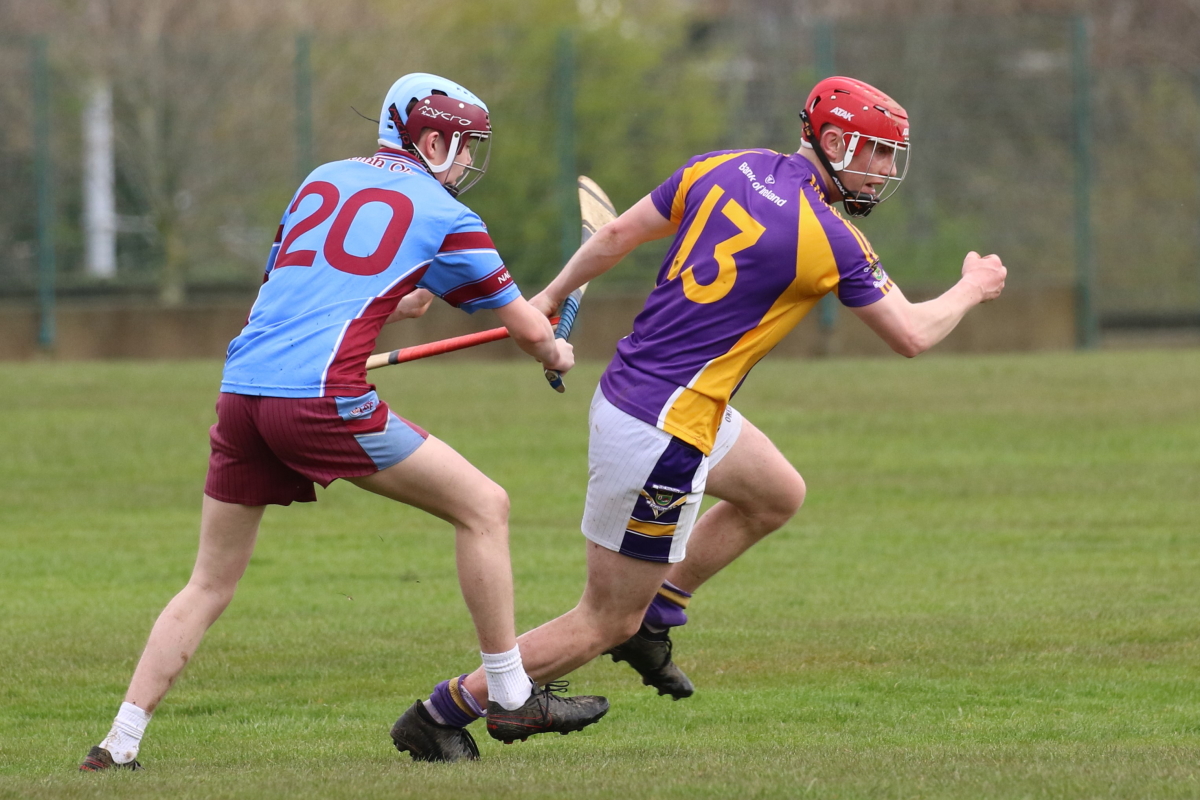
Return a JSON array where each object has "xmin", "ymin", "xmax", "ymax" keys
[
  {"xmin": 830, "ymin": 106, "xmax": 855, "ymax": 121},
  {"xmin": 417, "ymin": 105, "xmax": 472, "ymax": 127}
]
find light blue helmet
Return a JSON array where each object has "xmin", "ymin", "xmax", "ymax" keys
[{"xmin": 378, "ymin": 72, "xmax": 491, "ymax": 195}]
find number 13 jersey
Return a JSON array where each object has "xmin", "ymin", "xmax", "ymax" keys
[
  {"xmin": 600, "ymin": 149, "xmax": 894, "ymax": 454},
  {"xmin": 221, "ymin": 148, "xmax": 520, "ymax": 398}
]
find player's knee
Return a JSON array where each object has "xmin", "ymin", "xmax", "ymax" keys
[
  {"xmin": 750, "ymin": 471, "xmax": 806, "ymax": 534},
  {"xmin": 778, "ymin": 472, "xmax": 806, "ymax": 521},
  {"xmin": 590, "ymin": 608, "xmax": 644, "ymax": 650},
  {"xmin": 614, "ymin": 609, "xmax": 645, "ymax": 642},
  {"xmin": 465, "ymin": 481, "xmax": 510, "ymax": 532},
  {"xmin": 187, "ymin": 577, "xmax": 238, "ymax": 612},
  {"xmin": 577, "ymin": 592, "xmax": 650, "ymax": 647}
]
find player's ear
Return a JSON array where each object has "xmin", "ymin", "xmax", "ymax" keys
[
  {"xmin": 820, "ymin": 125, "xmax": 844, "ymax": 160},
  {"xmin": 417, "ymin": 128, "xmax": 440, "ymax": 159}
]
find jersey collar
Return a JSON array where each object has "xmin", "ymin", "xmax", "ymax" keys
[{"xmin": 374, "ymin": 147, "xmax": 427, "ymax": 170}]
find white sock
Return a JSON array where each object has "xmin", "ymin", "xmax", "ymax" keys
[
  {"xmin": 481, "ymin": 646, "xmax": 532, "ymax": 711},
  {"xmin": 99, "ymin": 702, "xmax": 151, "ymax": 764}
]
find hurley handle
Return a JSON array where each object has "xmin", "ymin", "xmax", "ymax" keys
[{"xmin": 543, "ymin": 287, "xmax": 586, "ymax": 393}]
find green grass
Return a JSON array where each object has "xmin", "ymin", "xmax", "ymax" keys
[{"xmin": 1, "ymin": 351, "xmax": 1198, "ymax": 799}]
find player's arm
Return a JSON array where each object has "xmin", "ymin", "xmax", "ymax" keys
[
  {"xmin": 531, "ymin": 194, "xmax": 676, "ymax": 317},
  {"xmin": 492, "ymin": 296, "xmax": 574, "ymax": 372},
  {"xmin": 384, "ymin": 288, "xmax": 435, "ymax": 324},
  {"xmin": 850, "ymin": 251, "xmax": 1006, "ymax": 357}
]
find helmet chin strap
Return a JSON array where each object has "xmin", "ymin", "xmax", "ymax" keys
[
  {"xmin": 409, "ymin": 131, "xmax": 467, "ymax": 196},
  {"xmin": 799, "ymin": 110, "xmax": 879, "ymax": 218}
]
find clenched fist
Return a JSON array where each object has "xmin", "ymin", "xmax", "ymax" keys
[{"xmin": 960, "ymin": 251, "xmax": 1006, "ymax": 303}]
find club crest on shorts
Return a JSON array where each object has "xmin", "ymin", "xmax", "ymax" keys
[
  {"xmin": 348, "ymin": 398, "xmax": 377, "ymax": 417},
  {"xmin": 640, "ymin": 486, "xmax": 688, "ymax": 519}
]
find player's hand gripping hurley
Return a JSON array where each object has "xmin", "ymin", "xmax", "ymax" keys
[
  {"xmin": 364, "ymin": 176, "xmax": 616, "ymax": 375},
  {"xmin": 544, "ymin": 176, "xmax": 617, "ymax": 392}
]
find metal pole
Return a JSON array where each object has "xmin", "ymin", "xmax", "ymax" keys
[
  {"xmin": 1072, "ymin": 14, "xmax": 1098, "ymax": 349},
  {"xmin": 555, "ymin": 28, "xmax": 578, "ymax": 274},
  {"xmin": 295, "ymin": 32, "xmax": 314, "ymax": 182},
  {"xmin": 814, "ymin": 21, "xmax": 838, "ymax": 341},
  {"xmin": 32, "ymin": 36, "xmax": 56, "ymax": 350}
]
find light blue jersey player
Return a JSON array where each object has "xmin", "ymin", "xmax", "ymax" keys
[
  {"xmin": 221, "ymin": 133, "xmax": 517, "ymax": 398},
  {"xmin": 81, "ymin": 73, "xmax": 606, "ymax": 774}
]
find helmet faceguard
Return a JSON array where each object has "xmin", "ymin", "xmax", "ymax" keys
[
  {"xmin": 379, "ymin": 73, "xmax": 492, "ymax": 196},
  {"xmin": 799, "ymin": 76, "xmax": 910, "ymax": 217}
]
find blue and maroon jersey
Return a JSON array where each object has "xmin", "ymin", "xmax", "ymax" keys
[
  {"xmin": 221, "ymin": 149, "xmax": 519, "ymax": 398},
  {"xmin": 600, "ymin": 149, "xmax": 893, "ymax": 453}
]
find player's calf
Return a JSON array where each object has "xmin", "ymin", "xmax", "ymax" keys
[{"xmin": 607, "ymin": 581, "xmax": 695, "ymax": 699}]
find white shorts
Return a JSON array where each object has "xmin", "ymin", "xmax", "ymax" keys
[{"xmin": 581, "ymin": 386, "xmax": 744, "ymax": 563}]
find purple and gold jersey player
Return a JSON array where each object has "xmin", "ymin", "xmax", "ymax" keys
[{"xmin": 433, "ymin": 75, "xmax": 1007, "ymax": 717}]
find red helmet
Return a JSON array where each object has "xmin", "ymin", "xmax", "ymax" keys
[{"xmin": 799, "ymin": 76, "xmax": 910, "ymax": 217}]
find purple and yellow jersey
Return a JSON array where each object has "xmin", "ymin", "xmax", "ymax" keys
[
  {"xmin": 221, "ymin": 149, "xmax": 519, "ymax": 398},
  {"xmin": 600, "ymin": 149, "xmax": 893, "ymax": 454}
]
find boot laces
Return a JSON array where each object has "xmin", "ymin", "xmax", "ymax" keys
[{"xmin": 536, "ymin": 680, "xmax": 572, "ymax": 717}]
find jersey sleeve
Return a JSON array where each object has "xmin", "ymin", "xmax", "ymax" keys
[
  {"xmin": 826, "ymin": 215, "xmax": 895, "ymax": 308},
  {"xmin": 419, "ymin": 209, "xmax": 521, "ymax": 314},
  {"xmin": 651, "ymin": 150, "xmax": 759, "ymax": 226},
  {"xmin": 650, "ymin": 163, "xmax": 687, "ymax": 224}
]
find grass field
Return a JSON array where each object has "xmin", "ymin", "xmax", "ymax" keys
[{"xmin": 1, "ymin": 350, "xmax": 1198, "ymax": 799}]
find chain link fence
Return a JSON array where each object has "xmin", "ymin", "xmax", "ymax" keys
[{"xmin": 2, "ymin": 11, "xmax": 1198, "ymax": 348}]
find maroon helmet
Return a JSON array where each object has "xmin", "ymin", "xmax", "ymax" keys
[
  {"xmin": 799, "ymin": 76, "xmax": 910, "ymax": 217},
  {"xmin": 379, "ymin": 73, "xmax": 491, "ymax": 196}
]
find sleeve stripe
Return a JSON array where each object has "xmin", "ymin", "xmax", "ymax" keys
[
  {"xmin": 839, "ymin": 217, "xmax": 879, "ymax": 263},
  {"xmin": 442, "ymin": 265, "xmax": 514, "ymax": 308},
  {"xmin": 440, "ymin": 231, "xmax": 496, "ymax": 253}
]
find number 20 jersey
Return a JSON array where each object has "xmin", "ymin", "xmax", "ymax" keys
[
  {"xmin": 600, "ymin": 149, "xmax": 894, "ymax": 454},
  {"xmin": 221, "ymin": 149, "xmax": 520, "ymax": 398}
]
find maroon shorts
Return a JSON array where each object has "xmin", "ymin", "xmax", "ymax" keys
[{"xmin": 204, "ymin": 391, "xmax": 429, "ymax": 506}]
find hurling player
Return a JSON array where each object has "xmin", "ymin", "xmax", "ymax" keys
[
  {"xmin": 441, "ymin": 76, "xmax": 1006, "ymax": 713},
  {"xmin": 80, "ymin": 73, "xmax": 605, "ymax": 771}
]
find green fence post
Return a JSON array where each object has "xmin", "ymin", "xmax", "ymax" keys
[
  {"xmin": 295, "ymin": 32, "xmax": 314, "ymax": 182},
  {"xmin": 555, "ymin": 28, "xmax": 578, "ymax": 273},
  {"xmin": 32, "ymin": 36, "xmax": 55, "ymax": 350},
  {"xmin": 1072, "ymin": 14, "xmax": 1098, "ymax": 349},
  {"xmin": 814, "ymin": 21, "xmax": 838, "ymax": 343}
]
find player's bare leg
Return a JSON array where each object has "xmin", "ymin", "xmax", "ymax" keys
[
  {"xmin": 475, "ymin": 542, "xmax": 668, "ymax": 688},
  {"xmin": 372, "ymin": 436, "xmax": 610, "ymax": 760},
  {"xmin": 603, "ymin": 420, "xmax": 806, "ymax": 700},
  {"xmin": 348, "ymin": 435, "xmax": 517, "ymax": 655},
  {"xmin": 406, "ymin": 542, "xmax": 653, "ymax": 751},
  {"xmin": 82, "ymin": 497, "xmax": 264, "ymax": 770},
  {"xmin": 443, "ymin": 542, "xmax": 658, "ymax": 741},
  {"xmin": 126, "ymin": 497, "xmax": 265, "ymax": 711},
  {"xmin": 667, "ymin": 419, "xmax": 806, "ymax": 593}
]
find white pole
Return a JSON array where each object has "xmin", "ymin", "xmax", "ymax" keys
[{"xmin": 83, "ymin": 78, "xmax": 117, "ymax": 279}]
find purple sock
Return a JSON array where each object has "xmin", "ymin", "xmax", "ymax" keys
[
  {"xmin": 644, "ymin": 582, "xmax": 691, "ymax": 629},
  {"xmin": 426, "ymin": 675, "xmax": 481, "ymax": 728}
]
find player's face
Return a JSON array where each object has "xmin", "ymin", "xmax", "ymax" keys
[
  {"xmin": 446, "ymin": 136, "xmax": 475, "ymax": 186},
  {"xmin": 841, "ymin": 137, "xmax": 899, "ymax": 198}
]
